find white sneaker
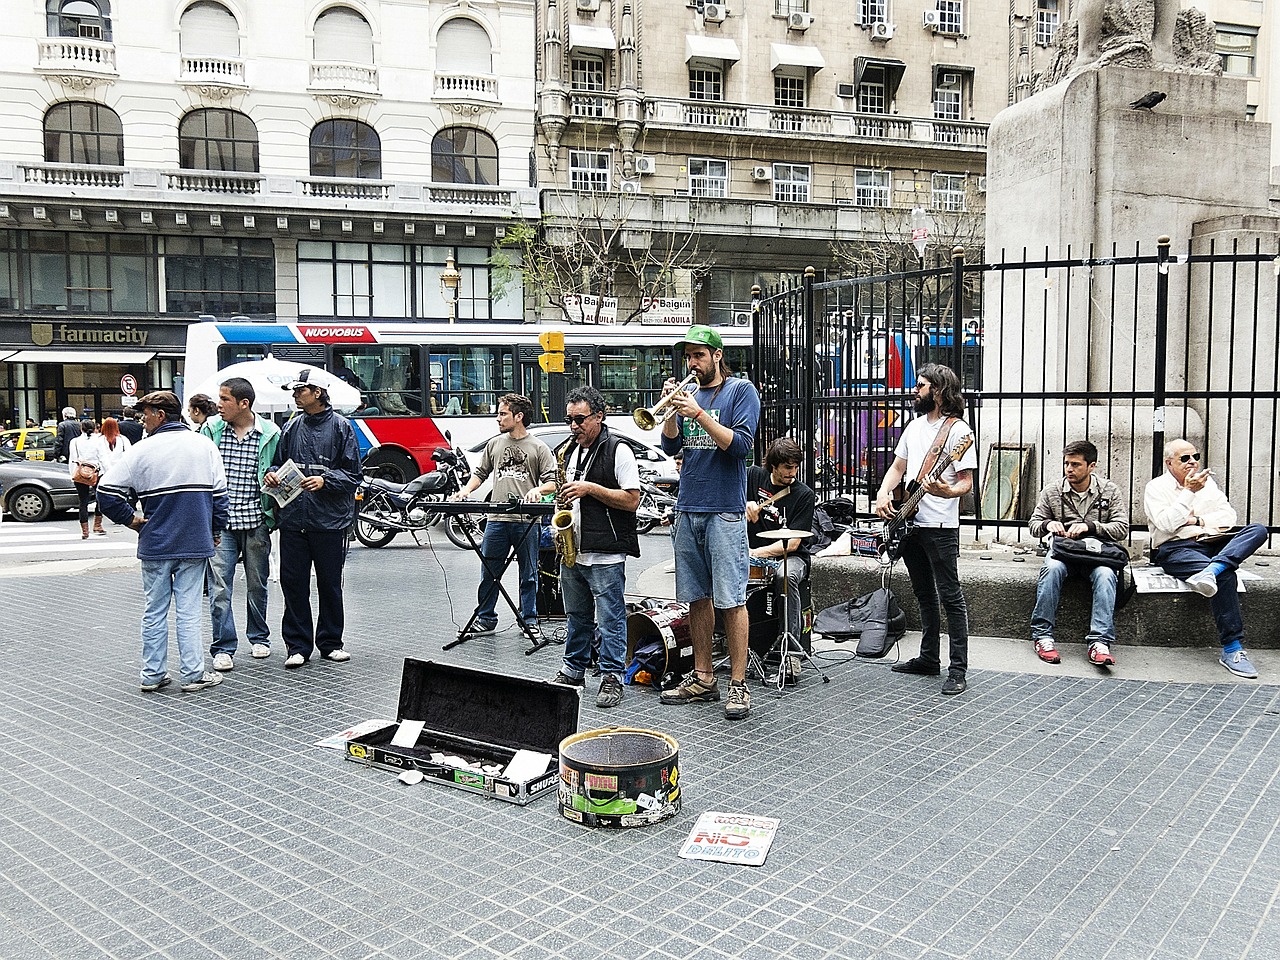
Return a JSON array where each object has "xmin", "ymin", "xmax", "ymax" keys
[
  {"xmin": 180, "ymin": 672, "xmax": 223, "ymax": 693},
  {"xmin": 212, "ymin": 653, "xmax": 234, "ymax": 672},
  {"xmin": 323, "ymin": 649, "xmax": 351, "ymax": 662},
  {"xmin": 250, "ymin": 644, "xmax": 270, "ymax": 659},
  {"xmin": 1186, "ymin": 568, "xmax": 1218, "ymax": 597},
  {"xmin": 284, "ymin": 653, "xmax": 306, "ymax": 669}
]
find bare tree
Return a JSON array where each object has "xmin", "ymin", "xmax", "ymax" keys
[{"xmin": 490, "ymin": 186, "xmax": 716, "ymax": 325}]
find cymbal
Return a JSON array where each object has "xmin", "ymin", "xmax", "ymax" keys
[{"xmin": 759, "ymin": 528, "xmax": 813, "ymax": 540}]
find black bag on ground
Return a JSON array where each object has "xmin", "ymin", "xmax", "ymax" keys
[
  {"xmin": 1049, "ymin": 535, "xmax": 1130, "ymax": 570},
  {"xmin": 814, "ymin": 588, "xmax": 906, "ymax": 658}
]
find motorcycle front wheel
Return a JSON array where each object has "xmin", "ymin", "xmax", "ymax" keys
[
  {"xmin": 444, "ymin": 513, "xmax": 486, "ymax": 549},
  {"xmin": 354, "ymin": 511, "xmax": 399, "ymax": 548}
]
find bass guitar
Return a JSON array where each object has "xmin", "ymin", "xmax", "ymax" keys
[{"xmin": 879, "ymin": 434, "xmax": 974, "ymax": 561}]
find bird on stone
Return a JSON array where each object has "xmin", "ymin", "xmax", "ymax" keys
[{"xmin": 1129, "ymin": 91, "xmax": 1167, "ymax": 111}]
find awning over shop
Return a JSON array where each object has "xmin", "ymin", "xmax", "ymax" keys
[
  {"xmin": 7, "ymin": 349, "xmax": 156, "ymax": 364},
  {"xmin": 684, "ymin": 35, "xmax": 741, "ymax": 64},
  {"xmin": 568, "ymin": 25, "xmax": 617, "ymax": 53},
  {"xmin": 770, "ymin": 43, "xmax": 825, "ymax": 72},
  {"xmin": 853, "ymin": 56, "xmax": 906, "ymax": 97},
  {"xmin": 0, "ymin": 351, "xmax": 14, "ymax": 362}
]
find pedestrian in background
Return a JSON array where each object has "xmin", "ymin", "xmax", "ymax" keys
[
  {"xmin": 117, "ymin": 409, "xmax": 145, "ymax": 444},
  {"xmin": 265, "ymin": 369, "xmax": 361, "ymax": 669},
  {"xmin": 93, "ymin": 418, "xmax": 132, "ymax": 536},
  {"xmin": 187, "ymin": 394, "xmax": 218, "ymax": 438},
  {"xmin": 97, "ymin": 391, "xmax": 229, "ymax": 694},
  {"xmin": 69, "ymin": 419, "xmax": 103, "ymax": 539},
  {"xmin": 53, "ymin": 406, "xmax": 80, "ymax": 461}
]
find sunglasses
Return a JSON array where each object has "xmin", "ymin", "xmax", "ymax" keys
[
  {"xmin": 563, "ymin": 414, "xmax": 595, "ymax": 426},
  {"xmin": 1178, "ymin": 452, "xmax": 1200, "ymax": 464}
]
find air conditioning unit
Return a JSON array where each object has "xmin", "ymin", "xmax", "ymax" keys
[
  {"xmin": 923, "ymin": 10, "xmax": 941, "ymax": 29},
  {"xmin": 634, "ymin": 156, "xmax": 656, "ymax": 175},
  {"xmin": 870, "ymin": 21, "xmax": 895, "ymax": 41},
  {"xmin": 577, "ymin": 0, "xmax": 601, "ymax": 10},
  {"xmin": 788, "ymin": 12, "xmax": 813, "ymax": 31},
  {"xmin": 836, "ymin": 82, "xmax": 856, "ymax": 99},
  {"xmin": 732, "ymin": 310, "xmax": 752, "ymax": 326},
  {"xmin": 619, "ymin": 179, "xmax": 641, "ymax": 194},
  {"xmin": 941, "ymin": 71, "xmax": 962, "ymax": 86},
  {"xmin": 702, "ymin": 3, "xmax": 727, "ymax": 23},
  {"xmin": 977, "ymin": 176, "xmax": 987, "ymax": 193},
  {"xmin": 78, "ymin": 23, "xmax": 102, "ymax": 39},
  {"xmin": 751, "ymin": 164, "xmax": 772, "ymax": 181}
]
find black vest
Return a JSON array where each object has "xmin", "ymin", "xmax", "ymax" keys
[{"xmin": 562, "ymin": 426, "xmax": 640, "ymax": 558}]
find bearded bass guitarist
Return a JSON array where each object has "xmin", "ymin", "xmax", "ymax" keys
[{"xmin": 874, "ymin": 363, "xmax": 979, "ymax": 696}]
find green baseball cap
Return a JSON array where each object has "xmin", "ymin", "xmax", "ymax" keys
[{"xmin": 677, "ymin": 324, "xmax": 723, "ymax": 350}]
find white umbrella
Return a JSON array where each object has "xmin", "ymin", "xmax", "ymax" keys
[{"xmin": 188, "ymin": 355, "xmax": 362, "ymax": 414}]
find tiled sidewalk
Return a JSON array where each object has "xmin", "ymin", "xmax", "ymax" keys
[{"xmin": 2, "ymin": 553, "xmax": 1279, "ymax": 960}]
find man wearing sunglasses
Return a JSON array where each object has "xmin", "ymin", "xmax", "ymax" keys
[
  {"xmin": 548, "ymin": 386, "xmax": 640, "ymax": 708},
  {"xmin": 1145, "ymin": 438, "xmax": 1268, "ymax": 678}
]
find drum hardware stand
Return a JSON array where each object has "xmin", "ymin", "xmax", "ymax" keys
[{"xmin": 758, "ymin": 526, "xmax": 830, "ymax": 692}]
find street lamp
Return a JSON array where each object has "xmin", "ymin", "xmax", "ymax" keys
[{"xmin": 439, "ymin": 253, "xmax": 461, "ymax": 323}]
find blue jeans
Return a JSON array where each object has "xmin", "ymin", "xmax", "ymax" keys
[
  {"xmin": 673, "ymin": 510, "xmax": 749, "ymax": 609},
  {"xmin": 560, "ymin": 560, "xmax": 628, "ymax": 681},
  {"xmin": 1152, "ymin": 524, "xmax": 1268, "ymax": 648},
  {"xmin": 1030, "ymin": 556, "xmax": 1118, "ymax": 645},
  {"xmin": 900, "ymin": 527, "xmax": 969, "ymax": 676},
  {"xmin": 474, "ymin": 520, "xmax": 540, "ymax": 626},
  {"xmin": 209, "ymin": 523, "xmax": 272, "ymax": 656},
  {"xmin": 140, "ymin": 557, "xmax": 209, "ymax": 685}
]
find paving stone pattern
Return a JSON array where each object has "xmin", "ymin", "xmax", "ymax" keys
[{"xmin": 3, "ymin": 552, "xmax": 1280, "ymax": 959}]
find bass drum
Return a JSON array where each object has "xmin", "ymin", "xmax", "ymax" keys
[{"xmin": 625, "ymin": 602, "xmax": 694, "ymax": 690}]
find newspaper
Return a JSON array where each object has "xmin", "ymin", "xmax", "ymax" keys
[
  {"xmin": 263, "ymin": 458, "xmax": 306, "ymax": 508},
  {"xmin": 678, "ymin": 811, "xmax": 780, "ymax": 866}
]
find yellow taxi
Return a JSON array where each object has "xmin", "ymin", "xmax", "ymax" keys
[{"xmin": 0, "ymin": 428, "xmax": 58, "ymax": 461}]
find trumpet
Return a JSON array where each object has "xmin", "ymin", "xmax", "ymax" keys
[{"xmin": 633, "ymin": 372, "xmax": 698, "ymax": 431}]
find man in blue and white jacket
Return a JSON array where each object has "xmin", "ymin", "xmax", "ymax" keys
[{"xmin": 97, "ymin": 390, "xmax": 229, "ymax": 694}]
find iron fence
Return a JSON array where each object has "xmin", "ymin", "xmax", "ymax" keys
[{"xmin": 754, "ymin": 236, "xmax": 1280, "ymax": 540}]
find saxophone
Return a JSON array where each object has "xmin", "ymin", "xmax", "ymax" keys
[{"xmin": 551, "ymin": 440, "xmax": 578, "ymax": 568}]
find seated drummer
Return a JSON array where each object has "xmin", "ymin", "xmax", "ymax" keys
[{"xmin": 746, "ymin": 438, "xmax": 815, "ymax": 655}]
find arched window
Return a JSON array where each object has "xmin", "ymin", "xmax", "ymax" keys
[
  {"xmin": 313, "ymin": 6, "xmax": 373, "ymax": 62},
  {"xmin": 310, "ymin": 119, "xmax": 381, "ymax": 179},
  {"xmin": 435, "ymin": 18, "xmax": 491, "ymax": 74},
  {"xmin": 47, "ymin": 0, "xmax": 112, "ymax": 40},
  {"xmin": 180, "ymin": 109, "xmax": 258, "ymax": 172},
  {"xmin": 432, "ymin": 127, "xmax": 498, "ymax": 186},
  {"xmin": 44, "ymin": 101, "xmax": 123, "ymax": 165},
  {"xmin": 179, "ymin": 1, "xmax": 239, "ymax": 58}
]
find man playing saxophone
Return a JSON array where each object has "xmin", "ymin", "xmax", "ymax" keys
[{"xmin": 549, "ymin": 386, "xmax": 641, "ymax": 708}]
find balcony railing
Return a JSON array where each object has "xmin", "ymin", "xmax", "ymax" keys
[
  {"xmin": 165, "ymin": 170, "xmax": 262, "ymax": 194},
  {"xmin": 300, "ymin": 177, "xmax": 391, "ymax": 200},
  {"xmin": 426, "ymin": 186, "xmax": 515, "ymax": 206},
  {"xmin": 36, "ymin": 37, "xmax": 117, "ymax": 75},
  {"xmin": 569, "ymin": 92, "xmax": 617, "ymax": 120},
  {"xmin": 309, "ymin": 61, "xmax": 379, "ymax": 96},
  {"xmin": 6, "ymin": 162, "xmax": 540, "ymax": 218},
  {"xmin": 434, "ymin": 72, "xmax": 498, "ymax": 102},
  {"xmin": 179, "ymin": 56, "xmax": 246, "ymax": 87},
  {"xmin": 20, "ymin": 162, "xmax": 124, "ymax": 188},
  {"xmin": 644, "ymin": 97, "xmax": 988, "ymax": 149}
]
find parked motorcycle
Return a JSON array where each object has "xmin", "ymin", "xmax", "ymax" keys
[
  {"xmin": 353, "ymin": 439, "xmax": 482, "ymax": 549},
  {"xmin": 636, "ymin": 476, "xmax": 676, "ymax": 535}
]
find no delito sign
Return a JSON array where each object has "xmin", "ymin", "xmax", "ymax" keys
[{"xmin": 120, "ymin": 374, "xmax": 137, "ymax": 396}]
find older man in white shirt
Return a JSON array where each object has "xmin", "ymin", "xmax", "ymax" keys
[{"xmin": 1144, "ymin": 438, "xmax": 1268, "ymax": 679}]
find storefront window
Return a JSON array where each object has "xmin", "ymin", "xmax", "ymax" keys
[{"xmin": 19, "ymin": 231, "xmax": 158, "ymax": 313}]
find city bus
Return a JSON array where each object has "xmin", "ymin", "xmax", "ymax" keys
[{"xmin": 182, "ymin": 319, "xmax": 754, "ymax": 482}]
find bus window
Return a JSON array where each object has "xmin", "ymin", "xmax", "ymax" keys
[
  {"xmin": 597, "ymin": 347, "xmax": 679, "ymax": 414},
  {"xmin": 216, "ymin": 344, "xmax": 270, "ymax": 368},
  {"xmin": 345, "ymin": 345, "xmax": 423, "ymax": 416},
  {"xmin": 432, "ymin": 345, "xmax": 515, "ymax": 415}
]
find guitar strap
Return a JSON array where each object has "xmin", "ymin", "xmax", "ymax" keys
[{"xmin": 915, "ymin": 417, "xmax": 959, "ymax": 485}]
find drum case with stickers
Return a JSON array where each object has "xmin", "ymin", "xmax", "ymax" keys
[{"xmin": 344, "ymin": 658, "xmax": 580, "ymax": 805}]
